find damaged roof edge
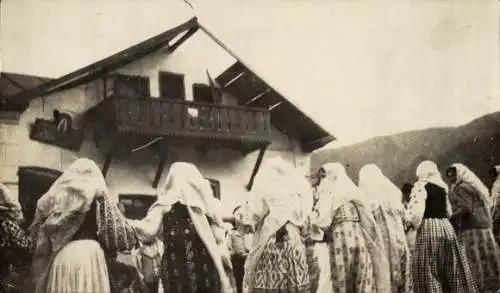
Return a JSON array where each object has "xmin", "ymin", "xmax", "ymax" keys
[
  {"xmin": 1, "ymin": 17, "xmax": 200, "ymax": 112},
  {"xmin": 199, "ymin": 24, "xmax": 336, "ymax": 150}
]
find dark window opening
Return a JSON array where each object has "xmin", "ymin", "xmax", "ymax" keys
[
  {"xmin": 193, "ymin": 83, "xmax": 214, "ymax": 104},
  {"xmin": 118, "ymin": 194, "xmax": 156, "ymax": 220},
  {"xmin": 105, "ymin": 74, "xmax": 150, "ymax": 98},
  {"xmin": 159, "ymin": 71, "xmax": 185, "ymax": 100},
  {"xmin": 206, "ymin": 178, "xmax": 221, "ymax": 200}
]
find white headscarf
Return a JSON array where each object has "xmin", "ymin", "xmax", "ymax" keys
[
  {"xmin": 415, "ymin": 160, "xmax": 448, "ymax": 191},
  {"xmin": 358, "ymin": 164, "xmax": 404, "ymax": 212},
  {"xmin": 450, "ymin": 163, "xmax": 491, "ymax": 210},
  {"xmin": 151, "ymin": 162, "xmax": 223, "ymax": 224}
]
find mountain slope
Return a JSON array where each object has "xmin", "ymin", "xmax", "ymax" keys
[{"xmin": 311, "ymin": 112, "xmax": 500, "ymax": 188}]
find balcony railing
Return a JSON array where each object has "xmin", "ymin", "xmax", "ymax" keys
[{"xmin": 89, "ymin": 95, "xmax": 272, "ymax": 147}]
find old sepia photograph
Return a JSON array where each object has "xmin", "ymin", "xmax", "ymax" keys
[{"xmin": 0, "ymin": 0, "xmax": 499, "ymax": 292}]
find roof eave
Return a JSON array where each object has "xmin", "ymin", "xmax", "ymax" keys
[{"xmin": 301, "ymin": 135, "xmax": 336, "ymax": 153}]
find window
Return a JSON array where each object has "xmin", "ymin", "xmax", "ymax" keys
[
  {"xmin": 105, "ymin": 74, "xmax": 150, "ymax": 98},
  {"xmin": 118, "ymin": 194, "xmax": 157, "ymax": 220},
  {"xmin": 206, "ymin": 178, "xmax": 221, "ymax": 200},
  {"xmin": 192, "ymin": 83, "xmax": 214, "ymax": 104},
  {"xmin": 158, "ymin": 71, "xmax": 185, "ymax": 100}
]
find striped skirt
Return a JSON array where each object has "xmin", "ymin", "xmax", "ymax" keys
[
  {"xmin": 412, "ymin": 219, "xmax": 479, "ymax": 293},
  {"xmin": 458, "ymin": 229, "xmax": 500, "ymax": 293},
  {"xmin": 45, "ymin": 239, "xmax": 110, "ymax": 293}
]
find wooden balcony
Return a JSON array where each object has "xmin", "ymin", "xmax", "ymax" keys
[
  {"xmin": 88, "ymin": 95, "xmax": 272, "ymax": 150},
  {"xmin": 88, "ymin": 94, "xmax": 271, "ymax": 188}
]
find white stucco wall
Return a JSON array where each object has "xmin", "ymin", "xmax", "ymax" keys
[{"xmin": 0, "ymin": 31, "xmax": 310, "ymax": 216}]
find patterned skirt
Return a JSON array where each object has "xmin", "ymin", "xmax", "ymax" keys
[
  {"xmin": 248, "ymin": 226, "xmax": 311, "ymax": 293},
  {"xmin": 458, "ymin": 228, "xmax": 500, "ymax": 293},
  {"xmin": 45, "ymin": 239, "xmax": 110, "ymax": 293},
  {"xmin": 327, "ymin": 221, "xmax": 377, "ymax": 293},
  {"xmin": 373, "ymin": 208, "xmax": 412, "ymax": 293},
  {"xmin": 412, "ymin": 218, "xmax": 479, "ymax": 293},
  {"xmin": 160, "ymin": 204, "xmax": 221, "ymax": 293}
]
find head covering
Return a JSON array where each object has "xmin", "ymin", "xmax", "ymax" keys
[
  {"xmin": 0, "ymin": 183, "xmax": 23, "ymax": 222},
  {"xmin": 30, "ymin": 158, "xmax": 136, "ymax": 293},
  {"xmin": 415, "ymin": 160, "xmax": 448, "ymax": 191},
  {"xmin": 152, "ymin": 162, "xmax": 222, "ymax": 223},
  {"xmin": 408, "ymin": 161, "xmax": 452, "ymax": 226},
  {"xmin": 358, "ymin": 164, "xmax": 404, "ymax": 212},
  {"xmin": 242, "ymin": 157, "xmax": 313, "ymax": 290},
  {"xmin": 316, "ymin": 162, "xmax": 362, "ymax": 211},
  {"xmin": 450, "ymin": 163, "xmax": 491, "ymax": 209},
  {"xmin": 312, "ymin": 162, "xmax": 392, "ymax": 293}
]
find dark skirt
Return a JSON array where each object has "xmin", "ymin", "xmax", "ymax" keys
[{"xmin": 160, "ymin": 203, "xmax": 221, "ymax": 293}]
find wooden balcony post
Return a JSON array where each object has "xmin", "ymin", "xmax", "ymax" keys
[
  {"xmin": 153, "ymin": 143, "xmax": 170, "ymax": 188},
  {"xmin": 102, "ymin": 139, "xmax": 119, "ymax": 177},
  {"xmin": 246, "ymin": 146, "xmax": 268, "ymax": 191}
]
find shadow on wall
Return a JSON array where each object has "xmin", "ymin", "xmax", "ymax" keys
[{"xmin": 311, "ymin": 111, "xmax": 500, "ymax": 189}]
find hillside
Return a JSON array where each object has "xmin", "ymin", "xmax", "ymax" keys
[{"xmin": 311, "ymin": 112, "xmax": 500, "ymax": 189}]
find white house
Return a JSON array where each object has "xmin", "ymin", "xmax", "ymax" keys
[{"xmin": 0, "ymin": 16, "xmax": 334, "ymax": 221}]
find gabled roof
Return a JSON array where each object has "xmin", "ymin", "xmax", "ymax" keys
[
  {"xmin": 0, "ymin": 17, "xmax": 199, "ymax": 112},
  {"xmin": 1, "ymin": 16, "xmax": 334, "ymax": 151}
]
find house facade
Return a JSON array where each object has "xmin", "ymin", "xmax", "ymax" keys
[{"xmin": 0, "ymin": 18, "xmax": 333, "ymax": 218}]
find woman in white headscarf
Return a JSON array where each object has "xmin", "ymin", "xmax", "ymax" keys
[
  {"xmin": 446, "ymin": 163, "xmax": 500, "ymax": 293},
  {"xmin": 407, "ymin": 160, "xmax": 478, "ymax": 293},
  {"xmin": 309, "ymin": 163, "xmax": 391, "ymax": 293},
  {"xmin": 234, "ymin": 157, "xmax": 313, "ymax": 293},
  {"xmin": 358, "ymin": 164, "xmax": 412, "ymax": 293},
  {"xmin": 130, "ymin": 162, "xmax": 235, "ymax": 293},
  {"xmin": 30, "ymin": 158, "xmax": 138, "ymax": 293}
]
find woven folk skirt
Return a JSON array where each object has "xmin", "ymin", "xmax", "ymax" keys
[
  {"xmin": 249, "ymin": 228, "xmax": 311, "ymax": 293},
  {"xmin": 412, "ymin": 218, "xmax": 479, "ymax": 293},
  {"xmin": 45, "ymin": 239, "xmax": 110, "ymax": 293},
  {"xmin": 458, "ymin": 228, "xmax": 500, "ymax": 293}
]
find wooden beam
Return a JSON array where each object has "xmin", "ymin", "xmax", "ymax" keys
[
  {"xmin": 224, "ymin": 72, "xmax": 245, "ymax": 88},
  {"xmin": 246, "ymin": 146, "xmax": 268, "ymax": 191},
  {"xmin": 168, "ymin": 27, "xmax": 199, "ymax": 53},
  {"xmin": 153, "ymin": 143, "xmax": 170, "ymax": 188},
  {"xmin": 102, "ymin": 137, "xmax": 122, "ymax": 177},
  {"xmin": 246, "ymin": 89, "xmax": 271, "ymax": 105}
]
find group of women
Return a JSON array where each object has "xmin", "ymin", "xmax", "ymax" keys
[{"xmin": 2, "ymin": 156, "xmax": 500, "ymax": 293}]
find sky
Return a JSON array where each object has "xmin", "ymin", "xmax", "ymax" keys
[{"xmin": 1, "ymin": 0, "xmax": 499, "ymax": 148}]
